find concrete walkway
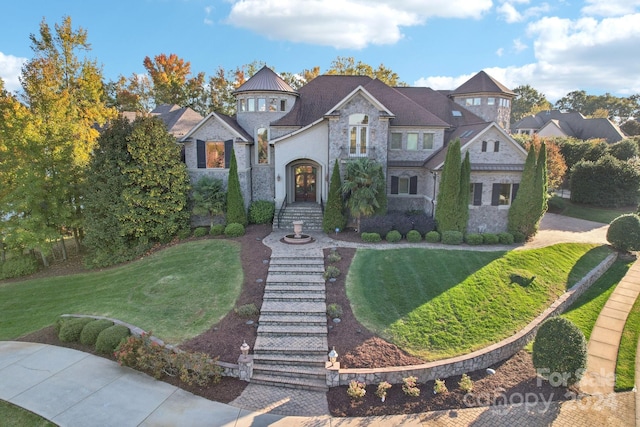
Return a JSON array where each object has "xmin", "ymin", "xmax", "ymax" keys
[{"xmin": 581, "ymin": 258, "xmax": 640, "ymax": 394}]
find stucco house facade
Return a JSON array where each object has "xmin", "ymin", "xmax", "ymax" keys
[{"xmin": 178, "ymin": 67, "xmax": 527, "ymax": 233}]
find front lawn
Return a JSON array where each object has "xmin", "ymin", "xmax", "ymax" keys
[
  {"xmin": 549, "ymin": 196, "xmax": 635, "ymax": 224},
  {"xmin": 0, "ymin": 240, "xmax": 243, "ymax": 344},
  {"xmin": 346, "ymin": 243, "xmax": 611, "ymax": 361},
  {"xmin": 0, "ymin": 400, "xmax": 54, "ymax": 427},
  {"xmin": 616, "ymin": 292, "xmax": 640, "ymax": 391}
]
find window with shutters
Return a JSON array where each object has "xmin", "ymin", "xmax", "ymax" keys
[
  {"xmin": 206, "ymin": 142, "xmax": 224, "ymax": 168},
  {"xmin": 491, "ymin": 183, "xmax": 519, "ymax": 206},
  {"xmin": 391, "ymin": 175, "xmax": 418, "ymax": 195},
  {"xmin": 469, "ymin": 183, "xmax": 483, "ymax": 206},
  {"xmin": 196, "ymin": 139, "xmax": 232, "ymax": 169}
]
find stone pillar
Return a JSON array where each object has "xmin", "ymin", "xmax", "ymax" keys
[
  {"xmin": 326, "ymin": 361, "xmax": 340, "ymax": 388},
  {"xmin": 238, "ymin": 355, "xmax": 253, "ymax": 382}
]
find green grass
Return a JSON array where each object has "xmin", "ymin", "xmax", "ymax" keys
[
  {"xmin": 615, "ymin": 291, "xmax": 640, "ymax": 391},
  {"xmin": 0, "ymin": 400, "xmax": 55, "ymax": 427},
  {"xmin": 346, "ymin": 243, "xmax": 611, "ymax": 360},
  {"xmin": 550, "ymin": 196, "xmax": 635, "ymax": 224},
  {"xmin": 0, "ymin": 240, "xmax": 242, "ymax": 344},
  {"xmin": 562, "ymin": 260, "xmax": 632, "ymax": 340}
]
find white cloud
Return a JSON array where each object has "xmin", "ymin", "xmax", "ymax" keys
[
  {"xmin": 497, "ymin": 1, "xmax": 551, "ymax": 24},
  {"xmin": 204, "ymin": 6, "xmax": 214, "ymax": 25},
  {"xmin": 414, "ymin": 73, "xmax": 475, "ymax": 90},
  {"xmin": 496, "ymin": 47, "xmax": 505, "ymax": 57},
  {"xmin": 497, "ymin": 3, "xmax": 523, "ymax": 23},
  {"xmin": 513, "ymin": 38, "xmax": 527, "ymax": 52},
  {"xmin": 226, "ymin": 0, "xmax": 492, "ymax": 49},
  {"xmin": 581, "ymin": 0, "xmax": 640, "ymax": 17},
  {"xmin": 0, "ymin": 52, "xmax": 26, "ymax": 93}
]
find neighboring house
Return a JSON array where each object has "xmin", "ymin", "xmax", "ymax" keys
[
  {"xmin": 178, "ymin": 66, "xmax": 527, "ymax": 233},
  {"xmin": 512, "ymin": 110, "xmax": 626, "ymax": 143}
]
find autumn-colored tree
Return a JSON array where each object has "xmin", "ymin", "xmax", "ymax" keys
[
  {"xmin": 106, "ymin": 73, "xmax": 154, "ymax": 112},
  {"xmin": 526, "ymin": 135, "xmax": 567, "ymax": 190},
  {"xmin": 143, "ymin": 53, "xmax": 206, "ymax": 111},
  {"xmin": 327, "ymin": 56, "xmax": 406, "ymax": 86}
]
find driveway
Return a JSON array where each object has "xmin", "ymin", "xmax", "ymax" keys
[{"xmin": 521, "ymin": 213, "xmax": 609, "ymax": 249}]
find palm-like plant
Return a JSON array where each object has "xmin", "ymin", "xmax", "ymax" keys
[
  {"xmin": 192, "ymin": 176, "xmax": 226, "ymax": 230},
  {"xmin": 341, "ymin": 158, "xmax": 384, "ymax": 231}
]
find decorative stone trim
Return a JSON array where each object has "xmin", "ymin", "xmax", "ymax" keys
[
  {"xmin": 327, "ymin": 252, "xmax": 618, "ymax": 387},
  {"xmin": 60, "ymin": 313, "xmax": 241, "ymax": 378}
]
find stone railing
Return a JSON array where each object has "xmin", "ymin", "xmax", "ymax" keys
[{"xmin": 326, "ymin": 252, "xmax": 618, "ymax": 387}]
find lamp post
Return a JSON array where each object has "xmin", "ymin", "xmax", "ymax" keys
[
  {"xmin": 328, "ymin": 346, "xmax": 338, "ymax": 366},
  {"xmin": 240, "ymin": 340, "xmax": 250, "ymax": 357}
]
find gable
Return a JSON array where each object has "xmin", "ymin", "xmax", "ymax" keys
[{"xmin": 179, "ymin": 112, "xmax": 251, "ymax": 143}]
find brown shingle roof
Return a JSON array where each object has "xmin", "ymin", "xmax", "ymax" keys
[
  {"xmin": 150, "ymin": 104, "xmax": 204, "ymax": 138},
  {"xmin": 234, "ymin": 66, "xmax": 298, "ymax": 95},
  {"xmin": 452, "ymin": 71, "xmax": 515, "ymax": 96},
  {"xmin": 513, "ymin": 110, "xmax": 625, "ymax": 143},
  {"xmin": 395, "ymin": 87, "xmax": 486, "ymax": 127}
]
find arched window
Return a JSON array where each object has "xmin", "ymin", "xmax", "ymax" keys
[
  {"xmin": 257, "ymin": 127, "xmax": 269, "ymax": 164},
  {"xmin": 349, "ymin": 114, "xmax": 368, "ymax": 156}
]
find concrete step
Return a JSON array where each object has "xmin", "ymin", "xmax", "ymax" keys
[
  {"xmin": 251, "ymin": 373, "xmax": 328, "ymax": 392},
  {"xmin": 252, "ymin": 352, "xmax": 327, "ymax": 367},
  {"xmin": 270, "ymin": 258, "xmax": 324, "ymax": 266},
  {"xmin": 267, "ymin": 275, "xmax": 325, "ymax": 285},
  {"xmin": 260, "ymin": 300, "xmax": 326, "ymax": 316},
  {"xmin": 263, "ymin": 284, "xmax": 325, "ymax": 293},
  {"xmin": 268, "ymin": 266, "xmax": 325, "ymax": 275},
  {"xmin": 262, "ymin": 291, "xmax": 325, "ymax": 302},
  {"xmin": 253, "ymin": 335, "xmax": 328, "ymax": 355},
  {"xmin": 257, "ymin": 324, "xmax": 327, "ymax": 336},
  {"xmin": 258, "ymin": 313, "xmax": 327, "ymax": 326},
  {"xmin": 253, "ymin": 363, "xmax": 326, "ymax": 381}
]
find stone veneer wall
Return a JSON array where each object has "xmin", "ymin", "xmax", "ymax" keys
[{"xmin": 326, "ymin": 252, "xmax": 617, "ymax": 387}]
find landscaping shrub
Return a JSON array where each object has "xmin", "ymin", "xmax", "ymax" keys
[
  {"xmin": 95, "ymin": 324, "xmax": 131, "ymax": 354},
  {"xmin": 409, "ymin": 212, "xmax": 436, "ymax": 235},
  {"xmin": 402, "ymin": 376, "xmax": 420, "ymax": 397},
  {"xmin": 406, "ymin": 230, "xmax": 422, "ymax": 243},
  {"xmin": 235, "ymin": 303, "xmax": 259, "ymax": 318},
  {"xmin": 385, "ymin": 230, "xmax": 402, "ymax": 243},
  {"xmin": 512, "ymin": 231, "xmax": 526, "ymax": 243},
  {"xmin": 482, "ymin": 233, "xmax": 499, "ymax": 244},
  {"xmin": 327, "ymin": 251, "xmax": 341, "ymax": 263},
  {"xmin": 327, "ymin": 303, "xmax": 343, "ymax": 319},
  {"xmin": 210, "ymin": 224, "xmax": 225, "ymax": 236},
  {"xmin": 375, "ymin": 381, "xmax": 392, "ymax": 401},
  {"xmin": 347, "ymin": 380, "xmax": 366, "ymax": 400},
  {"xmin": 459, "ymin": 374, "xmax": 473, "ymax": 392},
  {"xmin": 441, "ymin": 230, "xmax": 463, "ymax": 245},
  {"xmin": 361, "ymin": 232, "xmax": 382, "ymax": 243},
  {"xmin": 323, "ymin": 159, "xmax": 347, "ymax": 233},
  {"xmin": 532, "ymin": 317, "xmax": 587, "ymax": 387},
  {"xmin": 465, "ymin": 233, "xmax": 483, "ymax": 245},
  {"xmin": 360, "ymin": 215, "xmax": 393, "ymax": 236},
  {"xmin": 193, "ymin": 227, "xmax": 208, "ymax": 237},
  {"xmin": 80, "ymin": 319, "xmax": 114, "ymax": 346},
  {"xmin": 224, "ymin": 222, "xmax": 245, "ymax": 237},
  {"xmin": 248, "ymin": 200, "xmax": 275, "ymax": 224},
  {"xmin": 425, "ymin": 231, "xmax": 440, "ymax": 243},
  {"xmin": 570, "ymin": 155, "xmax": 640, "ymax": 207},
  {"xmin": 388, "ymin": 211, "xmax": 413, "ymax": 236},
  {"xmin": 498, "ymin": 232, "xmax": 515, "ymax": 245},
  {"xmin": 547, "ymin": 195, "xmax": 566, "ymax": 213},
  {"xmin": 0, "ymin": 255, "xmax": 38, "ymax": 279},
  {"xmin": 58, "ymin": 317, "xmax": 94, "ymax": 343},
  {"xmin": 324, "ymin": 265, "xmax": 341, "ymax": 280},
  {"xmin": 607, "ymin": 214, "xmax": 640, "ymax": 252},
  {"xmin": 433, "ymin": 378, "xmax": 448, "ymax": 395}
]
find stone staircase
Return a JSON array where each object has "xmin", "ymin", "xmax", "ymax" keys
[
  {"xmin": 275, "ymin": 203, "xmax": 324, "ymax": 231},
  {"xmin": 252, "ymin": 254, "xmax": 329, "ymax": 391}
]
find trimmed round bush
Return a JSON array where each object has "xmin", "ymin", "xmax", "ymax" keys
[
  {"xmin": 361, "ymin": 232, "xmax": 382, "ymax": 243},
  {"xmin": 406, "ymin": 230, "xmax": 422, "ymax": 243},
  {"xmin": 441, "ymin": 230, "xmax": 463, "ymax": 245},
  {"xmin": 498, "ymin": 232, "xmax": 515, "ymax": 245},
  {"xmin": 607, "ymin": 214, "xmax": 640, "ymax": 252},
  {"xmin": 95, "ymin": 325, "xmax": 131, "ymax": 354},
  {"xmin": 386, "ymin": 230, "xmax": 402, "ymax": 243},
  {"xmin": 80, "ymin": 319, "xmax": 115, "ymax": 346},
  {"xmin": 210, "ymin": 223, "xmax": 225, "ymax": 235},
  {"xmin": 224, "ymin": 222, "xmax": 245, "ymax": 237},
  {"xmin": 1, "ymin": 255, "xmax": 38, "ymax": 279},
  {"xmin": 425, "ymin": 231, "xmax": 440, "ymax": 243},
  {"xmin": 193, "ymin": 227, "xmax": 208, "ymax": 237},
  {"xmin": 248, "ymin": 200, "xmax": 275, "ymax": 224},
  {"xmin": 465, "ymin": 233, "xmax": 483, "ymax": 245},
  {"xmin": 532, "ymin": 317, "xmax": 587, "ymax": 387},
  {"xmin": 410, "ymin": 212, "xmax": 436, "ymax": 235},
  {"xmin": 512, "ymin": 231, "xmax": 526, "ymax": 244},
  {"xmin": 482, "ymin": 233, "xmax": 499, "ymax": 244},
  {"xmin": 58, "ymin": 317, "xmax": 94, "ymax": 343}
]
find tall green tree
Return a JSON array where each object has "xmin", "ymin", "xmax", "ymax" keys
[
  {"xmin": 456, "ymin": 151, "xmax": 471, "ymax": 232},
  {"xmin": 191, "ymin": 176, "xmax": 227, "ymax": 230},
  {"xmin": 435, "ymin": 139, "xmax": 462, "ymax": 232},
  {"xmin": 119, "ymin": 116, "xmax": 191, "ymax": 243},
  {"xmin": 508, "ymin": 144, "xmax": 544, "ymax": 238},
  {"xmin": 322, "ymin": 159, "xmax": 347, "ymax": 233},
  {"xmin": 225, "ymin": 147, "xmax": 248, "ymax": 226},
  {"xmin": 511, "ymin": 85, "xmax": 552, "ymax": 123},
  {"xmin": 341, "ymin": 158, "xmax": 385, "ymax": 231},
  {"xmin": 534, "ymin": 142, "xmax": 548, "ymax": 221},
  {"xmin": 327, "ymin": 56, "xmax": 406, "ymax": 86}
]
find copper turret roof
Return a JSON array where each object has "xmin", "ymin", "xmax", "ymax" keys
[
  {"xmin": 451, "ymin": 70, "xmax": 515, "ymax": 96},
  {"xmin": 234, "ymin": 66, "xmax": 298, "ymax": 95}
]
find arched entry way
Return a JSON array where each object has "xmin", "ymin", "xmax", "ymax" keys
[{"xmin": 287, "ymin": 160, "xmax": 321, "ymax": 204}]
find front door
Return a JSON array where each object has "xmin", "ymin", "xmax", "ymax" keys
[{"xmin": 294, "ymin": 165, "xmax": 316, "ymax": 202}]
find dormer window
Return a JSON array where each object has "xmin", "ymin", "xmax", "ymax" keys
[{"xmin": 349, "ymin": 114, "xmax": 368, "ymax": 157}]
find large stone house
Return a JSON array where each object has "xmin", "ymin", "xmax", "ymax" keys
[
  {"xmin": 178, "ymin": 67, "xmax": 527, "ymax": 233},
  {"xmin": 512, "ymin": 109, "xmax": 626, "ymax": 143}
]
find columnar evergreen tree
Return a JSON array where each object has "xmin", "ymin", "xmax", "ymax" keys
[
  {"xmin": 508, "ymin": 143, "xmax": 546, "ymax": 238},
  {"xmin": 435, "ymin": 139, "xmax": 462, "ymax": 232},
  {"xmin": 322, "ymin": 159, "xmax": 347, "ymax": 233},
  {"xmin": 225, "ymin": 147, "xmax": 248, "ymax": 226},
  {"xmin": 120, "ymin": 116, "xmax": 191, "ymax": 243},
  {"xmin": 456, "ymin": 151, "xmax": 471, "ymax": 232},
  {"xmin": 374, "ymin": 166, "xmax": 388, "ymax": 216},
  {"xmin": 534, "ymin": 142, "xmax": 548, "ymax": 221}
]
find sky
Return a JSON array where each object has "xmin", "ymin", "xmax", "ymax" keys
[{"xmin": 1, "ymin": 0, "xmax": 640, "ymax": 103}]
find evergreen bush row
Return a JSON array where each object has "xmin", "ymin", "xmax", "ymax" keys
[
  {"xmin": 360, "ymin": 229, "xmax": 520, "ymax": 246},
  {"xmin": 57, "ymin": 317, "xmax": 129, "ymax": 355}
]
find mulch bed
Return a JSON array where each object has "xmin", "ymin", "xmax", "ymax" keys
[{"xmin": 13, "ymin": 224, "xmax": 574, "ymax": 416}]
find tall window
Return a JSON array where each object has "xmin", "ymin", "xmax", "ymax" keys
[
  {"xmin": 407, "ymin": 133, "xmax": 418, "ymax": 150},
  {"xmin": 481, "ymin": 140, "xmax": 488, "ymax": 152},
  {"xmin": 239, "ymin": 99, "xmax": 246, "ymax": 112},
  {"xmin": 280, "ymin": 99, "xmax": 286, "ymax": 111},
  {"xmin": 247, "ymin": 98, "xmax": 256, "ymax": 112},
  {"xmin": 390, "ymin": 133, "xmax": 402, "ymax": 150},
  {"xmin": 258, "ymin": 98, "xmax": 266, "ymax": 112},
  {"xmin": 349, "ymin": 114, "xmax": 368, "ymax": 156},
  {"xmin": 206, "ymin": 141, "xmax": 224, "ymax": 168},
  {"xmin": 269, "ymin": 98, "xmax": 278, "ymax": 112},
  {"xmin": 494, "ymin": 141, "xmax": 500, "ymax": 152},
  {"xmin": 257, "ymin": 128, "xmax": 269, "ymax": 164},
  {"xmin": 423, "ymin": 133, "xmax": 434, "ymax": 150},
  {"xmin": 491, "ymin": 183, "xmax": 519, "ymax": 206},
  {"xmin": 470, "ymin": 183, "xmax": 483, "ymax": 206}
]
